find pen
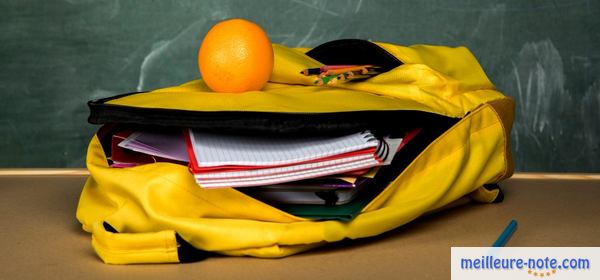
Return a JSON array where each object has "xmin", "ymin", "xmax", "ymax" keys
[{"xmin": 492, "ymin": 219, "xmax": 518, "ymax": 247}]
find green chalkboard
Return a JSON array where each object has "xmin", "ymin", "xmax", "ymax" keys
[{"xmin": 1, "ymin": 0, "xmax": 599, "ymax": 171}]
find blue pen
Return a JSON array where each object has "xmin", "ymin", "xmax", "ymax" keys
[{"xmin": 492, "ymin": 220, "xmax": 518, "ymax": 247}]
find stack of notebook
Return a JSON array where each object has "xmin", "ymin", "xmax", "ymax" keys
[
  {"xmin": 184, "ymin": 130, "xmax": 391, "ymax": 188},
  {"xmin": 109, "ymin": 128, "xmax": 412, "ymax": 220}
]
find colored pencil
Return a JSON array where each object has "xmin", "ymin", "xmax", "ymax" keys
[
  {"xmin": 306, "ymin": 65, "xmax": 383, "ymax": 86},
  {"xmin": 300, "ymin": 65, "xmax": 354, "ymax": 76},
  {"xmin": 300, "ymin": 68, "xmax": 322, "ymax": 76},
  {"xmin": 492, "ymin": 220, "xmax": 518, "ymax": 247},
  {"xmin": 323, "ymin": 66, "xmax": 371, "ymax": 76},
  {"xmin": 337, "ymin": 72, "xmax": 374, "ymax": 81},
  {"xmin": 313, "ymin": 75, "xmax": 338, "ymax": 86}
]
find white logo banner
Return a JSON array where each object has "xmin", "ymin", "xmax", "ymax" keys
[{"xmin": 451, "ymin": 247, "xmax": 598, "ymax": 280}]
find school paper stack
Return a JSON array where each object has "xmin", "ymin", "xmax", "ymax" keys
[
  {"xmin": 185, "ymin": 129, "xmax": 390, "ymax": 188},
  {"xmin": 110, "ymin": 130, "xmax": 188, "ymax": 167}
]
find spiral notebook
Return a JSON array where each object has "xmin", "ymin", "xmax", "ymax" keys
[{"xmin": 186, "ymin": 130, "xmax": 392, "ymax": 188}]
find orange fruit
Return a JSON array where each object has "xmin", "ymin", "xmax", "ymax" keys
[{"xmin": 198, "ymin": 18, "xmax": 274, "ymax": 93}]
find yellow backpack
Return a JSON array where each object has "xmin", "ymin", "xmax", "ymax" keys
[{"xmin": 76, "ymin": 39, "xmax": 515, "ymax": 264}]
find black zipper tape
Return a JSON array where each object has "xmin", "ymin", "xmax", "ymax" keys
[{"xmin": 89, "ymin": 96, "xmax": 457, "ymax": 137}]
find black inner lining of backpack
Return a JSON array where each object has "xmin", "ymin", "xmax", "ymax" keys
[
  {"xmin": 96, "ymin": 110, "xmax": 459, "ymax": 157},
  {"xmin": 305, "ymin": 39, "xmax": 403, "ymax": 73}
]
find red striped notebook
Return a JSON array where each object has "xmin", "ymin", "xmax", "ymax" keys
[{"xmin": 185, "ymin": 130, "xmax": 390, "ymax": 188}]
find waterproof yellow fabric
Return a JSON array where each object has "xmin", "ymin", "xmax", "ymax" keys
[{"xmin": 76, "ymin": 42, "xmax": 515, "ymax": 264}]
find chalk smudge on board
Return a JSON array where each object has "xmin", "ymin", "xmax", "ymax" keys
[
  {"xmin": 137, "ymin": 40, "xmax": 172, "ymax": 92},
  {"xmin": 500, "ymin": 39, "xmax": 565, "ymax": 170},
  {"xmin": 135, "ymin": 21, "xmax": 216, "ymax": 91},
  {"xmin": 580, "ymin": 80, "xmax": 600, "ymax": 161},
  {"xmin": 512, "ymin": 40, "xmax": 564, "ymax": 141},
  {"xmin": 355, "ymin": 0, "xmax": 363, "ymax": 14},
  {"xmin": 499, "ymin": 39, "xmax": 599, "ymax": 171},
  {"xmin": 290, "ymin": 0, "xmax": 339, "ymax": 17}
]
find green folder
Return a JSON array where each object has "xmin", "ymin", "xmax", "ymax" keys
[{"xmin": 274, "ymin": 179, "xmax": 385, "ymax": 221}]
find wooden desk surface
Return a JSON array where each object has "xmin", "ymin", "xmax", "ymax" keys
[{"xmin": 0, "ymin": 175, "xmax": 599, "ymax": 279}]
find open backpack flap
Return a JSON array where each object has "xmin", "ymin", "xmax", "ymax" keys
[{"xmin": 76, "ymin": 39, "xmax": 515, "ymax": 264}]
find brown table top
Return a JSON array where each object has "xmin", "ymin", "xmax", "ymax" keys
[{"xmin": 0, "ymin": 175, "xmax": 599, "ymax": 279}]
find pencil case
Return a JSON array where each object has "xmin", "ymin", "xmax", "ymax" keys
[{"xmin": 76, "ymin": 39, "xmax": 515, "ymax": 264}]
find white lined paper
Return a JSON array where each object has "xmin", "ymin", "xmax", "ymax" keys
[{"xmin": 189, "ymin": 130, "xmax": 378, "ymax": 167}]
